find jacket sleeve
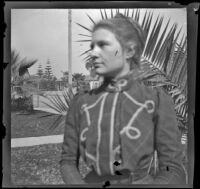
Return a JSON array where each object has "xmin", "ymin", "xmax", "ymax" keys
[
  {"xmin": 60, "ymin": 94, "xmax": 80, "ymax": 167},
  {"xmin": 152, "ymin": 88, "xmax": 187, "ymax": 184},
  {"xmin": 59, "ymin": 94, "xmax": 86, "ymax": 184}
]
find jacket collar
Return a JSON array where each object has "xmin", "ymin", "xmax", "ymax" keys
[{"xmin": 102, "ymin": 68, "xmax": 143, "ymax": 92}]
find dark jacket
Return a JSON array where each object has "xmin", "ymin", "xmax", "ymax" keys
[{"xmin": 60, "ymin": 71, "xmax": 186, "ymax": 185}]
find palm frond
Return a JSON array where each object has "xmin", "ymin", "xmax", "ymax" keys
[
  {"xmin": 144, "ymin": 11, "xmax": 154, "ymax": 37},
  {"xmin": 19, "ymin": 59, "xmax": 37, "ymax": 76},
  {"xmin": 62, "ymin": 93, "xmax": 70, "ymax": 108},
  {"xmin": 174, "ymin": 44, "xmax": 187, "ymax": 84},
  {"xmin": 111, "ymin": 9, "xmax": 114, "ymax": 18},
  {"xmin": 143, "ymin": 14, "xmax": 161, "ymax": 58},
  {"xmin": 11, "ymin": 50, "xmax": 20, "ymax": 66},
  {"xmin": 41, "ymin": 88, "xmax": 75, "ymax": 130},
  {"xmin": 42, "ymin": 93, "xmax": 69, "ymax": 114},
  {"xmin": 86, "ymin": 13, "xmax": 96, "ymax": 25},
  {"xmin": 75, "ymin": 40, "xmax": 91, "ymax": 42},
  {"xmin": 79, "ymin": 49, "xmax": 91, "ymax": 57},
  {"xmin": 124, "ymin": 9, "xmax": 127, "ymax": 16},
  {"xmin": 168, "ymin": 87, "xmax": 182, "ymax": 97},
  {"xmin": 83, "ymin": 54, "xmax": 91, "ymax": 61},
  {"xmin": 175, "ymin": 93, "xmax": 185, "ymax": 104},
  {"xmin": 19, "ymin": 57, "xmax": 37, "ymax": 69},
  {"xmin": 76, "ymin": 22, "xmax": 92, "ymax": 32},
  {"xmin": 131, "ymin": 9, "xmax": 134, "ymax": 18},
  {"xmin": 100, "ymin": 9, "xmax": 105, "ymax": 20},
  {"xmin": 48, "ymin": 95, "xmax": 66, "ymax": 112},
  {"xmin": 151, "ymin": 18, "xmax": 171, "ymax": 63},
  {"xmin": 104, "ymin": 9, "xmax": 108, "ymax": 19},
  {"xmin": 153, "ymin": 24, "xmax": 176, "ymax": 69},
  {"xmin": 63, "ymin": 87, "xmax": 75, "ymax": 104},
  {"xmin": 141, "ymin": 10, "xmax": 148, "ymax": 29},
  {"xmin": 173, "ymin": 38, "xmax": 187, "ymax": 83},
  {"xmin": 135, "ymin": 9, "xmax": 139, "ymax": 21},
  {"xmin": 39, "ymin": 112, "xmax": 65, "ymax": 131},
  {"xmin": 45, "ymin": 96, "xmax": 64, "ymax": 113},
  {"xmin": 54, "ymin": 94, "xmax": 68, "ymax": 111},
  {"xmin": 175, "ymin": 99, "xmax": 187, "ymax": 113},
  {"xmin": 148, "ymin": 16, "xmax": 164, "ymax": 62},
  {"xmin": 11, "ymin": 49, "xmax": 37, "ymax": 84},
  {"xmin": 49, "ymin": 115, "xmax": 65, "ymax": 131},
  {"xmin": 39, "ymin": 113, "xmax": 57, "ymax": 118},
  {"xmin": 177, "ymin": 56, "xmax": 187, "ymax": 88},
  {"xmin": 170, "ymin": 36, "xmax": 186, "ymax": 82},
  {"xmin": 166, "ymin": 27, "xmax": 183, "ymax": 76},
  {"xmin": 182, "ymin": 76, "xmax": 187, "ymax": 96},
  {"xmin": 78, "ymin": 34, "xmax": 91, "ymax": 38},
  {"xmin": 135, "ymin": 9, "xmax": 140, "ymax": 22},
  {"xmin": 141, "ymin": 57, "xmax": 187, "ymax": 125},
  {"xmin": 161, "ymin": 24, "xmax": 177, "ymax": 73},
  {"xmin": 168, "ymin": 34, "xmax": 185, "ymax": 79},
  {"xmin": 127, "ymin": 9, "xmax": 130, "ymax": 17},
  {"xmin": 41, "ymin": 100, "xmax": 63, "ymax": 114}
]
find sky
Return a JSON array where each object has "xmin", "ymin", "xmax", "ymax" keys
[{"xmin": 11, "ymin": 8, "xmax": 187, "ymax": 79}]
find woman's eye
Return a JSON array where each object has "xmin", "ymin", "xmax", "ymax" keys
[
  {"xmin": 90, "ymin": 41, "xmax": 108, "ymax": 50},
  {"xmin": 98, "ymin": 43, "xmax": 106, "ymax": 48}
]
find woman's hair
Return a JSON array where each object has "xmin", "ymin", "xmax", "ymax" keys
[{"xmin": 92, "ymin": 13, "xmax": 146, "ymax": 69}]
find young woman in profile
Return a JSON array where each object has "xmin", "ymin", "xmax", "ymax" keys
[{"xmin": 60, "ymin": 13, "xmax": 186, "ymax": 185}]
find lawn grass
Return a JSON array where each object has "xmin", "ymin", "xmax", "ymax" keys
[
  {"xmin": 11, "ymin": 143, "xmax": 64, "ymax": 185},
  {"xmin": 11, "ymin": 143, "xmax": 90, "ymax": 186},
  {"xmin": 11, "ymin": 110, "xmax": 64, "ymax": 138},
  {"xmin": 11, "ymin": 110, "xmax": 91, "ymax": 185}
]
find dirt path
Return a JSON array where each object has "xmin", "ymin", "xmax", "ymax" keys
[{"xmin": 11, "ymin": 134, "xmax": 64, "ymax": 148}]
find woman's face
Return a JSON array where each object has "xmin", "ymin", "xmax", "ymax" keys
[{"xmin": 90, "ymin": 28, "xmax": 130, "ymax": 79}]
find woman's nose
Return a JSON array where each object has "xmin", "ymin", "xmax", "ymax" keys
[{"xmin": 90, "ymin": 46, "xmax": 100, "ymax": 58}]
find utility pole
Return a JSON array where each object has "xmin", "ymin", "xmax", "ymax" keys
[{"xmin": 68, "ymin": 9, "xmax": 72, "ymax": 87}]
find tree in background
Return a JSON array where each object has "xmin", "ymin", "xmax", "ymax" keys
[
  {"xmin": 44, "ymin": 59, "xmax": 53, "ymax": 80},
  {"xmin": 58, "ymin": 71, "xmax": 69, "ymax": 89},
  {"xmin": 39, "ymin": 59, "xmax": 57, "ymax": 91},
  {"xmin": 72, "ymin": 73, "xmax": 89, "ymax": 92},
  {"xmin": 61, "ymin": 71, "xmax": 69, "ymax": 82},
  {"xmin": 72, "ymin": 73, "xmax": 85, "ymax": 82},
  {"xmin": 37, "ymin": 63, "xmax": 44, "ymax": 78},
  {"xmin": 72, "ymin": 73, "xmax": 85, "ymax": 86},
  {"xmin": 85, "ymin": 60, "xmax": 97, "ymax": 78}
]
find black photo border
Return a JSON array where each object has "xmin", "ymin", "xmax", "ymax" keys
[{"xmin": 2, "ymin": 1, "xmax": 199, "ymax": 188}]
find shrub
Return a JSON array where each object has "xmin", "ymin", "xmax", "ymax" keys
[
  {"xmin": 39, "ymin": 79, "xmax": 57, "ymax": 91},
  {"xmin": 11, "ymin": 95, "xmax": 33, "ymax": 113}
]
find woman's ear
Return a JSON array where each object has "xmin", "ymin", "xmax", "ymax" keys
[{"xmin": 125, "ymin": 42, "xmax": 136, "ymax": 59}]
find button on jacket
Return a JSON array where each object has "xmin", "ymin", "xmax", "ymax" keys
[{"xmin": 60, "ymin": 71, "xmax": 186, "ymax": 184}]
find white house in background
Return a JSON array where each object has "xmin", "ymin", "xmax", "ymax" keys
[{"xmin": 85, "ymin": 75, "xmax": 103, "ymax": 90}]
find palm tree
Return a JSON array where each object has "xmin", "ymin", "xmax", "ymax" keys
[
  {"xmin": 11, "ymin": 49, "xmax": 38, "ymax": 97},
  {"xmin": 11, "ymin": 49, "xmax": 37, "ymax": 84},
  {"xmin": 40, "ymin": 87, "xmax": 75, "ymax": 131}
]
